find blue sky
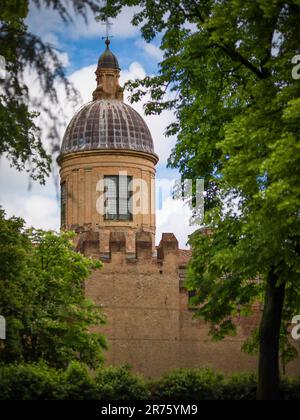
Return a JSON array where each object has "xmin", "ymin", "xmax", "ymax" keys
[
  {"xmin": 66, "ymin": 36, "xmax": 160, "ymax": 76},
  {"xmin": 0, "ymin": 2, "xmax": 196, "ymax": 248}
]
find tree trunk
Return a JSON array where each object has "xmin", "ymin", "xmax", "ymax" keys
[{"xmin": 257, "ymin": 271, "xmax": 285, "ymax": 400}]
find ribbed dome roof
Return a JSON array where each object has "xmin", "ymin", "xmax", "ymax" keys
[
  {"xmin": 98, "ymin": 51, "xmax": 119, "ymax": 70},
  {"xmin": 60, "ymin": 100, "xmax": 156, "ymax": 156},
  {"xmin": 98, "ymin": 41, "xmax": 120, "ymax": 70}
]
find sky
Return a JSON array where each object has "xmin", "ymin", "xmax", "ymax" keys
[{"xmin": 0, "ymin": 2, "xmax": 198, "ymax": 248}]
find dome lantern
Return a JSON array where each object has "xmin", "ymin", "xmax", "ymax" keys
[
  {"xmin": 98, "ymin": 39, "xmax": 120, "ymax": 70},
  {"xmin": 92, "ymin": 39, "xmax": 123, "ymax": 101}
]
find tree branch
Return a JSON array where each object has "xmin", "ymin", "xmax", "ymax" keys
[{"xmin": 221, "ymin": 44, "xmax": 270, "ymax": 80}]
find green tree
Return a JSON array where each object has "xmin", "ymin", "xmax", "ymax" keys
[
  {"xmin": 0, "ymin": 209, "xmax": 106, "ymax": 368},
  {"xmin": 0, "ymin": 0, "xmax": 101, "ymax": 183},
  {"xmin": 99, "ymin": 0, "xmax": 300, "ymax": 399}
]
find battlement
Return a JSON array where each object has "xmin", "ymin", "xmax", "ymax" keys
[{"xmin": 75, "ymin": 228, "xmax": 180, "ymax": 266}]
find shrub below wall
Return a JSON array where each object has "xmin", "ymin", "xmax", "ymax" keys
[
  {"xmin": 149, "ymin": 368, "xmax": 223, "ymax": 400},
  {"xmin": 0, "ymin": 363, "xmax": 299, "ymax": 400},
  {"xmin": 221, "ymin": 373, "xmax": 257, "ymax": 400},
  {"xmin": 95, "ymin": 365, "xmax": 150, "ymax": 400},
  {"xmin": 0, "ymin": 363, "xmax": 64, "ymax": 400}
]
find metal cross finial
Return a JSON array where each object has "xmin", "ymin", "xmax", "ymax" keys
[
  {"xmin": 104, "ymin": 19, "xmax": 112, "ymax": 40},
  {"xmin": 101, "ymin": 18, "xmax": 114, "ymax": 48},
  {"xmin": 101, "ymin": 0, "xmax": 113, "ymax": 45}
]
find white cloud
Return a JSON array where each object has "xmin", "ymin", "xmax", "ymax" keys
[
  {"xmin": 121, "ymin": 61, "xmax": 146, "ymax": 82},
  {"xmin": 42, "ymin": 32, "xmax": 60, "ymax": 48},
  {"xmin": 135, "ymin": 40, "xmax": 164, "ymax": 61},
  {"xmin": 156, "ymin": 197, "xmax": 196, "ymax": 249},
  {"xmin": 1, "ymin": 191, "xmax": 59, "ymax": 231},
  {"xmin": 56, "ymin": 51, "xmax": 70, "ymax": 68},
  {"xmin": 0, "ymin": 156, "xmax": 60, "ymax": 230},
  {"xmin": 69, "ymin": 64, "xmax": 97, "ymax": 103},
  {"xmin": 27, "ymin": 2, "xmax": 197, "ymax": 44},
  {"xmin": 70, "ymin": 7, "xmax": 141, "ymax": 40},
  {"xmin": 26, "ymin": 3, "xmax": 141, "ymax": 43}
]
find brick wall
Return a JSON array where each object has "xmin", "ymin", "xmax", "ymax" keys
[{"xmin": 83, "ymin": 231, "xmax": 300, "ymax": 378}]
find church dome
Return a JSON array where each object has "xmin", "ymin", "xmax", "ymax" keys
[
  {"xmin": 61, "ymin": 99, "xmax": 155, "ymax": 155},
  {"xmin": 60, "ymin": 40, "xmax": 157, "ymax": 160}
]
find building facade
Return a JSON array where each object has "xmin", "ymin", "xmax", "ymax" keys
[{"xmin": 58, "ymin": 40, "xmax": 300, "ymax": 377}]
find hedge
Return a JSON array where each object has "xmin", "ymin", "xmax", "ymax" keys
[
  {"xmin": 149, "ymin": 368, "xmax": 224, "ymax": 400},
  {"xmin": 0, "ymin": 363, "xmax": 299, "ymax": 400}
]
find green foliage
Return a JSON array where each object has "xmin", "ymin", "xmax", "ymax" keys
[
  {"xmin": 222, "ymin": 373, "xmax": 257, "ymax": 401},
  {"xmin": 63, "ymin": 361, "xmax": 98, "ymax": 400},
  {"xmin": 280, "ymin": 376, "xmax": 300, "ymax": 401},
  {"xmin": 0, "ymin": 363, "xmax": 149, "ymax": 400},
  {"xmin": 95, "ymin": 365, "xmax": 150, "ymax": 400},
  {"xmin": 0, "ymin": 361, "xmax": 98, "ymax": 400},
  {"xmin": 0, "ymin": 364, "xmax": 299, "ymax": 400},
  {"xmin": 0, "ymin": 362, "xmax": 64, "ymax": 400},
  {"xmin": 146, "ymin": 368, "xmax": 300, "ymax": 401},
  {"xmin": 242, "ymin": 326, "xmax": 298, "ymax": 375},
  {"xmin": 0, "ymin": 0, "xmax": 102, "ymax": 183},
  {"xmin": 0, "ymin": 209, "xmax": 106, "ymax": 369},
  {"xmin": 150, "ymin": 368, "xmax": 223, "ymax": 400}
]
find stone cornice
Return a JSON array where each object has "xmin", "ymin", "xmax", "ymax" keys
[{"xmin": 57, "ymin": 148, "xmax": 159, "ymax": 166}]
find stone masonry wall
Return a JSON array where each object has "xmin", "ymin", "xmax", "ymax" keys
[{"xmin": 82, "ymin": 231, "xmax": 300, "ymax": 378}]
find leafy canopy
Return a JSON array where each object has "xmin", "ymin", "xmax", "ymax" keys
[{"xmin": 0, "ymin": 209, "xmax": 106, "ymax": 369}]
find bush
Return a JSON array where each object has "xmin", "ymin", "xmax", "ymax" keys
[
  {"xmin": 0, "ymin": 363, "xmax": 149, "ymax": 400},
  {"xmin": 221, "ymin": 373, "xmax": 257, "ymax": 400},
  {"xmin": 63, "ymin": 361, "xmax": 98, "ymax": 400},
  {"xmin": 280, "ymin": 377, "xmax": 300, "ymax": 400},
  {"xmin": 0, "ymin": 362, "xmax": 299, "ymax": 400},
  {"xmin": 150, "ymin": 368, "xmax": 223, "ymax": 400},
  {"xmin": 95, "ymin": 365, "xmax": 150, "ymax": 400},
  {"xmin": 0, "ymin": 362, "xmax": 64, "ymax": 400}
]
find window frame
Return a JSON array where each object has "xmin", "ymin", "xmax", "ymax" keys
[
  {"xmin": 104, "ymin": 175, "xmax": 133, "ymax": 221},
  {"xmin": 60, "ymin": 181, "xmax": 67, "ymax": 227}
]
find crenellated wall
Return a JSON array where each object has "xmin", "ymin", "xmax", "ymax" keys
[
  {"xmin": 78, "ymin": 230, "xmax": 300, "ymax": 378},
  {"xmin": 84, "ymin": 231, "xmax": 180, "ymax": 377}
]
